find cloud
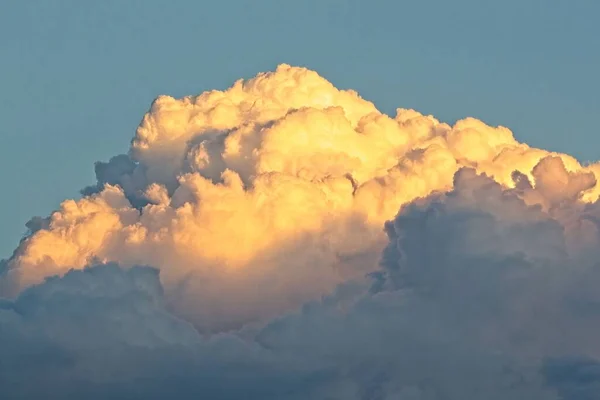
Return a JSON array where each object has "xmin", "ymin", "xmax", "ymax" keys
[
  {"xmin": 2, "ymin": 65, "xmax": 600, "ymax": 398},
  {"xmin": 6, "ymin": 163, "xmax": 600, "ymax": 398},
  {"xmin": 250, "ymin": 162, "xmax": 600, "ymax": 399},
  {"xmin": 5, "ymin": 64, "xmax": 600, "ymax": 333},
  {"xmin": 0, "ymin": 264, "xmax": 310, "ymax": 399}
]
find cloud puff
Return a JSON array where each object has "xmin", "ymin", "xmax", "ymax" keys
[
  {"xmin": 4, "ymin": 64, "xmax": 600, "ymax": 333},
  {"xmin": 251, "ymin": 163, "xmax": 600, "ymax": 399},
  {"xmin": 0, "ymin": 264, "xmax": 306, "ymax": 399},
  {"xmin": 2, "ymin": 65, "xmax": 600, "ymax": 398}
]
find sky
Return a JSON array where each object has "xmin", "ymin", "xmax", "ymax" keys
[
  {"xmin": 1, "ymin": 0, "xmax": 599, "ymax": 259},
  {"xmin": 3, "ymin": 2, "xmax": 600, "ymax": 398}
]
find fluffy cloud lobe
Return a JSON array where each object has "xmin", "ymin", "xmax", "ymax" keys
[{"xmin": 2, "ymin": 65, "xmax": 600, "ymax": 399}]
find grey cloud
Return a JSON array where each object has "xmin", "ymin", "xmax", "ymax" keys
[{"xmin": 81, "ymin": 154, "xmax": 150, "ymax": 208}]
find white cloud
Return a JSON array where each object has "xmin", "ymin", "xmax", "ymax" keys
[{"xmin": 2, "ymin": 65, "xmax": 600, "ymax": 398}]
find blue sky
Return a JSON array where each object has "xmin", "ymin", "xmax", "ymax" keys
[{"xmin": 1, "ymin": 0, "xmax": 598, "ymax": 259}]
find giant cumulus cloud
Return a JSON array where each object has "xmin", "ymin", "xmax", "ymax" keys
[{"xmin": 1, "ymin": 65, "xmax": 600, "ymax": 399}]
